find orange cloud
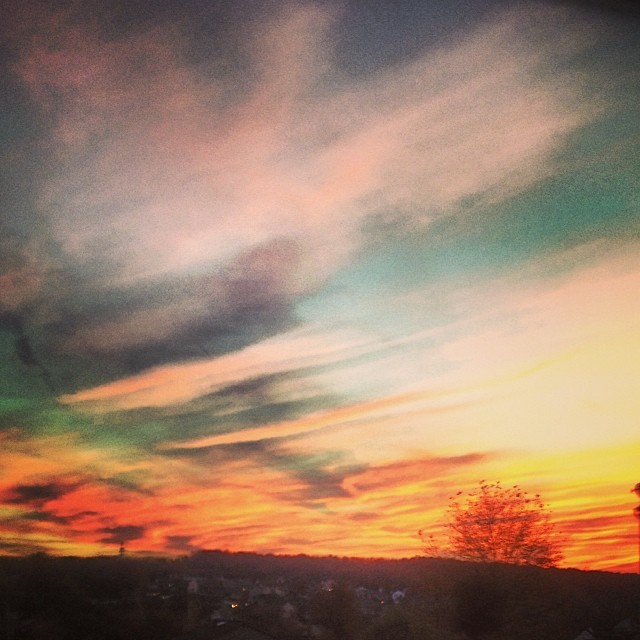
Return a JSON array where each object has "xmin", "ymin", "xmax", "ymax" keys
[{"xmin": 1, "ymin": 424, "xmax": 638, "ymax": 568}]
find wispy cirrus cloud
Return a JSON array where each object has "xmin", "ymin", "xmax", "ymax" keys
[
  {"xmin": 61, "ymin": 239, "xmax": 640, "ymax": 458},
  {"xmin": 60, "ymin": 325, "xmax": 373, "ymax": 411},
  {"xmin": 2, "ymin": 2, "xmax": 598, "ymax": 389},
  {"xmin": 1, "ymin": 0, "xmax": 637, "ymax": 569}
]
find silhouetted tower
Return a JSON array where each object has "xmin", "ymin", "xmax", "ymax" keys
[
  {"xmin": 119, "ymin": 541, "xmax": 126, "ymax": 557},
  {"xmin": 631, "ymin": 483, "xmax": 640, "ymax": 574}
]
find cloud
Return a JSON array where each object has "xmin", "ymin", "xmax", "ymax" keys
[
  {"xmin": 1, "ymin": 1, "xmax": 598, "ymax": 389},
  {"xmin": 58, "ymin": 238, "xmax": 308, "ymax": 367},
  {"xmin": 346, "ymin": 454, "xmax": 488, "ymax": 493},
  {"xmin": 99, "ymin": 525, "xmax": 145, "ymax": 544},
  {"xmin": 0, "ymin": 2, "xmax": 635, "ymax": 568},
  {"xmin": 258, "ymin": 446, "xmax": 367, "ymax": 504},
  {"xmin": 60, "ymin": 324, "xmax": 374, "ymax": 411},
  {"xmin": 0, "ymin": 538, "xmax": 49, "ymax": 556},
  {"xmin": 155, "ymin": 388, "xmax": 443, "ymax": 450},
  {"xmin": 6, "ymin": 481, "xmax": 74, "ymax": 506},
  {"xmin": 21, "ymin": 510, "xmax": 75, "ymax": 525}
]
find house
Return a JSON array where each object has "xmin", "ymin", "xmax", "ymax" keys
[
  {"xmin": 217, "ymin": 626, "xmax": 277, "ymax": 640},
  {"xmin": 391, "ymin": 589, "xmax": 406, "ymax": 604},
  {"xmin": 176, "ymin": 621, "xmax": 277, "ymax": 640},
  {"xmin": 210, "ymin": 622, "xmax": 278, "ymax": 640},
  {"xmin": 572, "ymin": 619, "xmax": 640, "ymax": 640}
]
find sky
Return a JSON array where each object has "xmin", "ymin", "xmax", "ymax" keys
[{"xmin": 0, "ymin": 0, "xmax": 639, "ymax": 572}]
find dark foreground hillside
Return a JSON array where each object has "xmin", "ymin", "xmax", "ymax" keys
[{"xmin": 0, "ymin": 551, "xmax": 638, "ymax": 640}]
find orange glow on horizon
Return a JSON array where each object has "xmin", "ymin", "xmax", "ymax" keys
[{"xmin": 1, "ymin": 429, "xmax": 638, "ymax": 570}]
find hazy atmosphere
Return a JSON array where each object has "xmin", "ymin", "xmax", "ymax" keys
[{"xmin": 1, "ymin": 0, "xmax": 639, "ymax": 571}]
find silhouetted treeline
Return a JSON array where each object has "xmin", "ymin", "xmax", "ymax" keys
[{"xmin": 0, "ymin": 551, "xmax": 638, "ymax": 639}]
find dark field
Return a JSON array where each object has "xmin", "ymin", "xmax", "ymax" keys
[{"xmin": 0, "ymin": 551, "xmax": 639, "ymax": 639}]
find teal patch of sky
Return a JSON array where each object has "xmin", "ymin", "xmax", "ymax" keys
[
  {"xmin": 41, "ymin": 349, "xmax": 134, "ymax": 397},
  {"xmin": 0, "ymin": 330, "xmax": 88, "ymax": 437},
  {"xmin": 0, "ymin": 56, "xmax": 41, "ymax": 147},
  {"xmin": 82, "ymin": 409, "xmax": 178, "ymax": 449},
  {"xmin": 300, "ymin": 108, "xmax": 639, "ymax": 335},
  {"xmin": 0, "ymin": 393, "xmax": 96, "ymax": 440},
  {"xmin": 26, "ymin": 403, "xmax": 96, "ymax": 437},
  {"xmin": 0, "ymin": 328, "xmax": 51, "ymax": 401},
  {"xmin": 0, "ymin": 324, "xmax": 163, "ymax": 445},
  {"xmin": 86, "ymin": 390, "xmax": 342, "ymax": 451},
  {"xmin": 17, "ymin": 368, "xmax": 336, "ymax": 453}
]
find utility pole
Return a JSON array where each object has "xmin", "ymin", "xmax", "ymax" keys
[
  {"xmin": 633, "ymin": 483, "xmax": 640, "ymax": 635},
  {"xmin": 633, "ymin": 483, "xmax": 640, "ymax": 575}
]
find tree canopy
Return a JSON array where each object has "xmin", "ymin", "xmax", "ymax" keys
[{"xmin": 422, "ymin": 481, "xmax": 563, "ymax": 568}]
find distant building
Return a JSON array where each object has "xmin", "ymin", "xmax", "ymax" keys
[
  {"xmin": 392, "ymin": 589, "xmax": 406, "ymax": 604},
  {"xmin": 281, "ymin": 602, "xmax": 296, "ymax": 619},
  {"xmin": 187, "ymin": 578, "xmax": 200, "ymax": 595},
  {"xmin": 208, "ymin": 622, "xmax": 278, "ymax": 640}
]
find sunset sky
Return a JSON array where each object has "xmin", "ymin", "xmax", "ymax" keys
[{"xmin": 1, "ymin": 0, "xmax": 639, "ymax": 572}]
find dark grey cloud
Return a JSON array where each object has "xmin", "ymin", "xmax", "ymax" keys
[
  {"xmin": 227, "ymin": 441, "xmax": 366, "ymax": 503},
  {"xmin": 286, "ymin": 464, "xmax": 359, "ymax": 502},
  {"xmin": 552, "ymin": 0, "xmax": 640, "ymax": 16},
  {"xmin": 0, "ymin": 512, "xmax": 64, "ymax": 535},
  {"xmin": 0, "ymin": 397, "xmax": 50, "ymax": 433},
  {"xmin": 6, "ymin": 481, "xmax": 72, "ymax": 506},
  {"xmin": 0, "ymin": 539, "xmax": 48, "ymax": 555},
  {"xmin": 0, "ymin": 506, "xmax": 97, "ymax": 540},
  {"xmin": 98, "ymin": 473, "xmax": 153, "ymax": 495},
  {"xmin": 97, "ymin": 369, "xmax": 343, "ymax": 451},
  {"xmin": 252, "ymin": 445, "xmax": 368, "ymax": 503},
  {"xmin": 21, "ymin": 510, "xmax": 74, "ymax": 525},
  {"xmin": 99, "ymin": 525, "xmax": 145, "ymax": 544},
  {"xmin": 159, "ymin": 432, "xmax": 365, "ymax": 505},
  {"xmin": 6, "ymin": 238, "xmax": 310, "ymax": 393},
  {"xmin": 2, "ymin": 314, "xmax": 56, "ymax": 393}
]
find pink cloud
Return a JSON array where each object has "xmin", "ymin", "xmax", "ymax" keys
[{"xmin": 14, "ymin": 3, "xmax": 598, "ymax": 290}]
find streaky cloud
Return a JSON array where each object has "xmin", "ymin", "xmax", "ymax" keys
[{"xmin": 4, "ymin": 1, "xmax": 599, "ymax": 388}]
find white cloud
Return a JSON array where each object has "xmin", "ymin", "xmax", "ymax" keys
[{"xmin": 20, "ymin": 3, "xmax": 598, "ymax": 289}]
